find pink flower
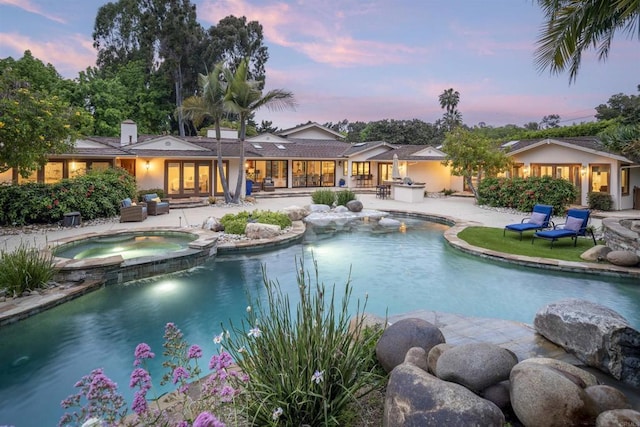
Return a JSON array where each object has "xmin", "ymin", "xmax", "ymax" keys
[
  {"xmin": 187, "ymin": 344, "xmax": 203, "ymax": 359},
  {"xmin": 133, "ymin": 343, "xmax": 154, "ymax": 364},
  {"xmin": 193, "ymin": 411, "xmax": 225, "ymax": 427},
  {"xmin": 172, "ymin": 366, "xmax": 190, "ymax": 384}
]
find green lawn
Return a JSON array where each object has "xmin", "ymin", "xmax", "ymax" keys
[{"xmin": 457, "ymin": 226, "xmax": 601, "ymax": 262}]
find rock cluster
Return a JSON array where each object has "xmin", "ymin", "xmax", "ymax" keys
[{"xmin": 377, "ymin": 300, "xmax": 640, "ymax": 426}]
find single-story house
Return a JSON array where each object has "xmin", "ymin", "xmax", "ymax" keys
[{"xmin": 1, "ymin": 121, "xmax": 638, "ymax": 210}]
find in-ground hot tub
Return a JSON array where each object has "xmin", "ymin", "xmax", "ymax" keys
[{"xmin": 49, "ymin": 228, "xmax": 219, "ymax": 285}]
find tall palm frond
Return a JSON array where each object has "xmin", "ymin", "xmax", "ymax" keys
[{"xmin": 535, "ymin": 0, "xmax": 640, "ymax": 82}]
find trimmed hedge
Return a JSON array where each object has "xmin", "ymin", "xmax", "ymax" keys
[
  {"xmin": 478, "ymin": 176, "xmax": 578, "ymax": 215},
  {"xmin": 588, "ymin": 192, "xmax": 613, "ymax": 211},
  {"xmin": 0, "ymin": 168, "xmax": 138, "ymax": 226}
]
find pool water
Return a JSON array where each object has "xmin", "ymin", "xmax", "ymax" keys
[
  {"xmin": 1, "ymin": 218, "xmax": 638, "ymax": 426},
  {"xmin": 53, "ymin": 232, "xmax": 197, "ymax": 260}
]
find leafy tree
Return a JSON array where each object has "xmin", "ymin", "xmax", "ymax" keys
[
  {"xmin": 205, "ymin": 15, "xmax": 269, "ymax": 88},
  {"xmin": 345, "ymin": 120, "xmax": 367, "ymax": 142},
  {"xmin": 541, "ymin": 114, "xmax": 561, "ymax": 129},
  {"xmin": 523, "ymin": 121, "xmax": 540, "ymax": 130},
  {"xmin": 256, "ymin": 120, "xmax": 279, "ymax": 133},
  {"xmin": 360, "ymin": 119, "xmax": 443, "ymax": 145},
  {"xmin": 223, "ymin": 59, "xmax": 296, "ymax": 203},
  {"xmin": 599, "ymin": 124, "xmax": 640, "ymax": 163},
  {"xmin": 595, "ymin": 85, "xmax": 640, "ymax": 125},
  {"xmin": 0, "ymin": 68, "xmax": 79, "ymax": 177},
  {"xmin": 441, "ymin": 128, "xmax": 511, "ymax": 199},
  {"xmin": 178, "ymin": 64, "xmax": 233, "ymax": 202},
  {"xmin": 535, "ymin": 0, "xmax": 640, "ymax": 82}
]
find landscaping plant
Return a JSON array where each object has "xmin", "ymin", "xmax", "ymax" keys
[
  {"xmin": 223, "ymin": 258, "xmax": 384, "ymax": 426},
  {"xmin": 59, "ymin": 322, "xmax": 245, "ymax": 427},
  {"xmin": 0, "ymin": 243, "xmax": 56, "ymax": 296},
  {"xmin": 219, "ymin": 210, "xmax": 291, "ymax": 235},
  {"xmin": 478, "ymin": 176, "xmax": 577, "ymax": 214},
  {"xmin": 587, "ymin": 192, "xmax": 613, "ymax": 211},
  {"xmin": 311, "ymin": 189, "xmax": 336, "ymax": 206},
  {"xmin": 335, "ymin": 189, "xmax": 357, "ymax": 206}
]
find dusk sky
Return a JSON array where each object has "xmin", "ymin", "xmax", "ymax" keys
[{"xmin": 1, "ymin": 0, "xmax": 638, "ymax": 130}]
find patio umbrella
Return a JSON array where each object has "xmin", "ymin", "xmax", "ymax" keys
[{"xmin": 392, "ymin": 153, "xmax": 401, "ymax": 179}]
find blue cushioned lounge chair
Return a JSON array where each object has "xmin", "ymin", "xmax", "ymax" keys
[
  {"xmin": 503, "ymin": 204, "xmax": 554, "ymax": 240},
  {"xmin": 532, "ymin": 209, "xmax": 596, "ymax": 248}
]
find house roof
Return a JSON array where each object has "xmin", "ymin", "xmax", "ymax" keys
[
  {"xmin": 367, "ymin": 144, "xmax": 445, "ymax": 161},
  {"xmin": 277, "ymin": 122, "xmax": 344, "ymax": 140},
  {"xmin": 504, "ymin": 137, "xmax": 635, "ymax": 163}
]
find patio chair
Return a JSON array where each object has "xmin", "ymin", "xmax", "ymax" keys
[
  {"xmin": 503, "ymin": 204, "xmax": 554, "ymax": 240},
  {"xmin": 120, "ymin": 198, "xmax": 147, "ymax": 222},
  {"xmin": 142, "ymin": 193, "xmax": 170, "ymax": 215},
  {"xmin": 532, "ymin": 209, "xmax": 596, "ymax": 248},
  {"xmin": 263, "ymin": 177, "xmax": 275, "ymax": 192}
]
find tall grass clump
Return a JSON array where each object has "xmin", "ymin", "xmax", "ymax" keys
[
  {"xmin": 311, "ymin": 189, "xmax": 336, "ymax": 206},
  {"xmin": 335, "ymin": 189, "xmax": 357, "ymax": 206},
  {"xmin": 224, "ymin": 259, "xmax": 384, "ymax": 426},
  {"xmin": 0, "ymin": 243, "xmax": 56, "ymax": 296}
]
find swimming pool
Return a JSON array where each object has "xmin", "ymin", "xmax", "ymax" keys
[{"xmin": 1, "ymin": 217, "xmax": 638, "ymax": 426}]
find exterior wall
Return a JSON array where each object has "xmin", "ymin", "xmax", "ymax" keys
[
  {"xmin": 0, "ymin": 170, "xmax": 12, "ymax": 184},
  {"xmin": 620, "ymin": 167, "xmax": 640, "ymax": 210},
  {"xmin": 286, "ymin": 128, "xmax": 338, "ymax": 140},
  {"xmin": 511, "ymin": 144, "xmax": 624, "ymax": 209},
  {"xmin": 405, "ymin": 161, "xmax": 451, "ymax": 193},
  {"xmin": 135, "ymin": 158, "xmax": 164, "ymax": 191}
]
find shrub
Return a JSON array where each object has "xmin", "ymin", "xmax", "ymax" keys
[
  {"xmin": 0, "ymin": 243, "xmax": 57, "ymax": 296},
  {"xmin": 478, "ymin": 176, "xmax": 577, "ymax": 214},
  {"xmin": 220, "ymin": 210, "xmax": 292, "ymax": 235},
  {"xmin": 335, "ymin": 189, "xmax": 357, "ymax": 206},
  {"xmin": 138, "ymin": 188, "xmax": 166, "ymax": 200},
  {"xmin": 588, "ymin": 192, "xmax": 613, "ymax": 211},
  {"xmin": 225, "ymin": 259, "xmax": 384, "ymax": 426},
  {"xmin": 0, "ymin": 168, "xmax": 137, "ymax": 226},
  {"xmin": 311, "ymin": 189, "xmax": 336, "ymax": 206}
]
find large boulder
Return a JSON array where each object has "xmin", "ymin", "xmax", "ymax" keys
[
  {"xmin": 580, "ymin": 245, "xmax": 611, "ymax": 262},
  {"xmin": 534, "ymin": 299, "xmax": 640, "ymax": 387},
  {"xmin": 517, "ymin": 357, "xmax": 599, "ymax": 387},
  {"xmin": 510, "ymin": 359, "xmax": 600, "ymax": 427},
  {"xmin": 384, "ymin": 363, "xmax": 505, "ymax": 427},
  {"xmin": 606, "ymin": 250, "xmax": 640, "ymax": 267},
  {"xmin": 584, "ymin": 385, "xmax": 631, "ymax": 413},
  {"xmin": 376, "ymin": 318, "xmax": 445, "ymax": 373},
  {"xmin": 201, "ymin": 216, "xmax": 224, "ymax": 232},
  {"xmin": 427, "ymin": 343, "xmax": 453, "ymax": 375},
  {"xmin": 346, "ymin": 200, "xmax": 363, "ymax": 212},
  {"xmin": 244, "ymin": 222, "xmax": 281, "ymax": 239},
  {"xmin": 308, "ymin": 203, "xmax": 331, "ymax": 213},
  {"xmin": 282, "ymin": 205, "xmax": 309, "ymax": 221},
  {"xmin": 434, "ymin": 343, "xmax": 518, "ymax": 393},
  {"xmin": 481, "ymin": 380, "xmax": 511, "ymax": 411},
  {"xmin": 596, "ymin": 409, "xmax": 640, "ymax": 426}
]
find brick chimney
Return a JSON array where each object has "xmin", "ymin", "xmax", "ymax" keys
[{"xmin": 120, "ymin": 120, "xmax": 138, "ymax": 146}]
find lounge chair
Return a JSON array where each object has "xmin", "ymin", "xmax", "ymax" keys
[
  {"xmin": 503, "ymin": 204, "xmax": 554, "ymax": 240},
  {"xmin": 142, "ymin": 193, "xmax": 170, "ymax": 215},
  {"xmin": 532, "ymin": 209, "xmax": 596, "ymax": 248},
  {"xmin": 120, "ymin": 198, "xmax": 147, "ymax": 222}
]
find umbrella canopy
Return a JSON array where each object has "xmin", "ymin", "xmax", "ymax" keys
[{"xmin": 392, "ymin": 153, "xmax": 401, "ymax": 179}]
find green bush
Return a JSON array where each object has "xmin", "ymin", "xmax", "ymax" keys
[
  {"xmin": 138, "ymin": 188, "xmax": 166, "ymax": 200},
  {"xmin": 588, "ymin": 192, "xmax": 613, "ymax": 211},
  {"xmin": 225, "ymin": 260, "xmax": 384, "ymax": 426},
  {"xmin": 0, "ymin": 243, "xmax": 57, "ymax": 296},
  {"xmin": 220, "ymin": 210, "xmax": 292, "ymax": 235},
  {"xmin": 311, "ymin": 189, "xmax": 336, "ymax": 206},
  {"xmin": 335, "ymin": 189, "xmax": 357, "ymax": 206},
  {"xmin": 478, "ymin": 176, "xmax": 577, "ymax": 215},
  {"xmin": 0, "ymin": 168, "xmax": 137, "ymax": 226}
]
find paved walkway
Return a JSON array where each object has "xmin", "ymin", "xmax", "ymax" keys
[{"xmin": 4, "ymin": 193, "xmax": 637, "ymax": 253}]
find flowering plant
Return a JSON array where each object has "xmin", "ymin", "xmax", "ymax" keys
[{"xmin": 59, "ymin": 323, "xmax": 245, "ymax": 427}]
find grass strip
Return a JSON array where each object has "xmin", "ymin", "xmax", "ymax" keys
[{"xmin": 457, "ymin": 226, "xmax": 600, "ymax": 262}]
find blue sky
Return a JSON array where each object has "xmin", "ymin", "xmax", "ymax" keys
[{"xmin": 1, "ymin": 0, "xmax": 638, "ymax": 130}]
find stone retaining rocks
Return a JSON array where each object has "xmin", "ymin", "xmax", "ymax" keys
[
  {"xmin": 606, "ymin": 250, "xmax": 640, "ymax": 267},
  {"xmin": 245, "ymin": 222, "xmax": 281, "ymax": 239},
  {"xmin": 534, "ymin": 299, "xmax": 640, "ymax": 388},
  {"xmin": 510, "ymin": 359, "xmax": 600, "ymax": 427},
  {"xmin": 346, "ymin": 200, "xmax": 363, "ymax": 212},
  {"xmin": 434, "ymin": 342, "xmax": 518, "ymax": 393},
  {"xmin": 580, "ymin": 244, "xmax": 611, "ymax": 261},
  {"xmin": 384, "ymin": 363, "xmax": 505, "ymax": 427},
  {"xmin": 596, "ymin": 409, "xmax": 640, "ymax": 426},
  {"xmin": 281, "ymin": 205, "xmax": 309, "ymax": 221},
  {"xmin": 376, "ymin": 318, "xmax": 445, "ymax": 373}
]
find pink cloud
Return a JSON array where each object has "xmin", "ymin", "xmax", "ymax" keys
[
  {"xmin": 199, "ymin": 0, "xmax": 427, "ymax": 67},
  {"xmin": 0, "ymin": 0, "xmax": 66, "ymax": 23},
  {"xmin": 0, "ymin": 33, "xmax": 96, "ymax": 77}
]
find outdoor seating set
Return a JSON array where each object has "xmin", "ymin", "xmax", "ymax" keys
[
  {"xmin": 504, "ymin": 204, "xmax": 596, "ymax": 248},
  {"xmin": 376, "ymin": 184, "xmax": 391, "ymax": 199},
  {"xmin": 120, "ymin": 193, "xmax": 170, "ymax": 222}
]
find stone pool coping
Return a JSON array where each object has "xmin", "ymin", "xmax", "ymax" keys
[{"xmin": 1, "ymin": 210, "xmax": 638, "ymax": 327}]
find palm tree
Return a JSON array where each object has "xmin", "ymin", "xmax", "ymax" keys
[
  {"xmin": 177, "ymin": 63, "xmax": 232, "ymax": 202},
  {"xmin": 439, "ymin": 88, "xmax": 460, "ymax": 115},
  {"xmin": 535, "ymin": 0, "xmax": 640, "ymax": 82},
  {"xmin": 223, "ymin": 58, "xmax": 296, "ymax": 203}
]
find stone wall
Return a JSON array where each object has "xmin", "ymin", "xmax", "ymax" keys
[{"xmin": 602, "ymin": 218, "xmax": 640, "ymax": 256}]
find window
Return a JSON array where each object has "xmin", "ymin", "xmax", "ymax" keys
[
  {"xmin": 589, "ymin": 164, "xmax": 610, "ymax": 193},
  {"xmin": 44, "ymin": 161, "xmax": 64, "ymax": 184},
  {"xmin": 352, "ymin": 162, "xmax": 370, "ymax": 176},
  {"xmin": 621, "ymin": 166, "xmax": 630, "ymax": 196}
]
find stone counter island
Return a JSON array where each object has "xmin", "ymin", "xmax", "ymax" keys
[{"xmin": 392, "ymin": 183, "xmax": 426, "ymax": 203}]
